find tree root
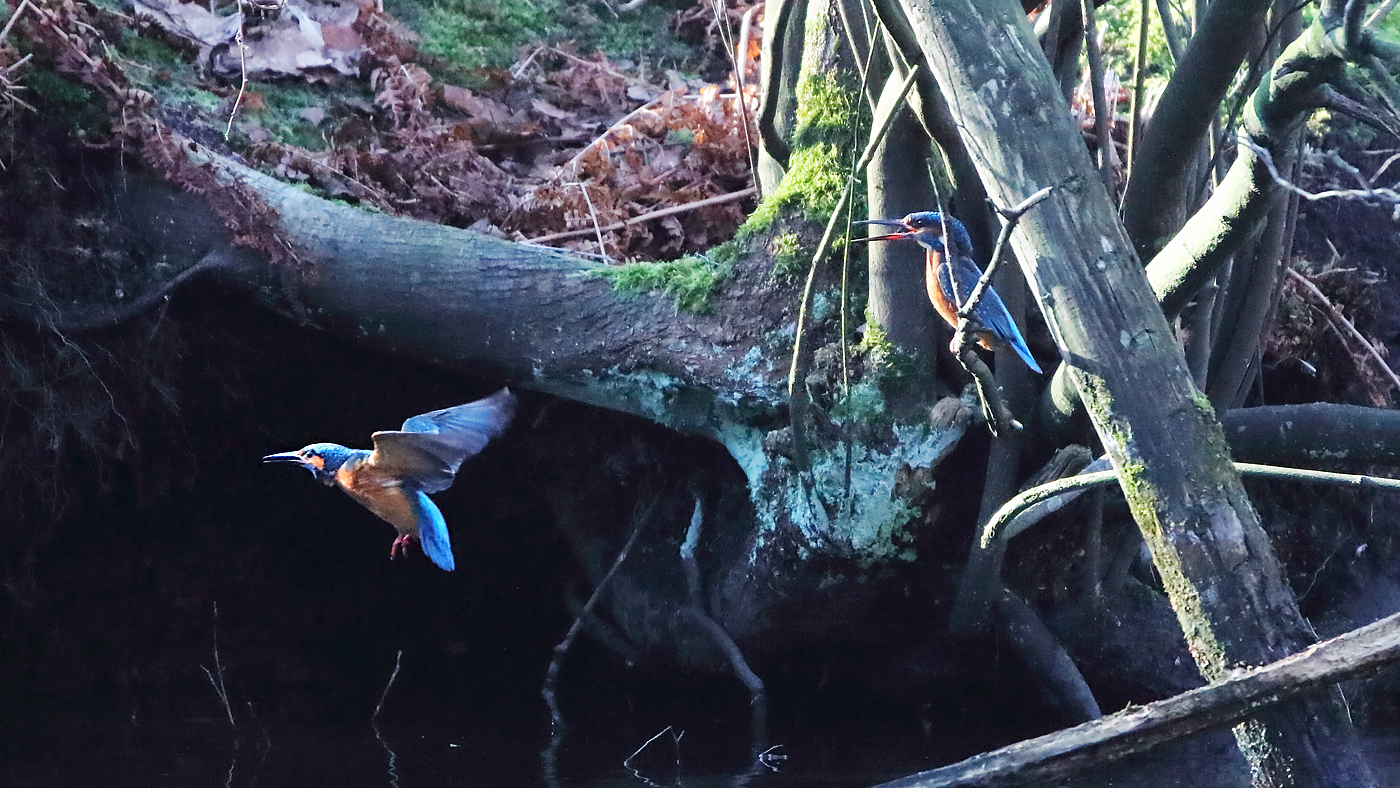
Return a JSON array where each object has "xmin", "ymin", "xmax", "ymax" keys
[
  {"xmin": 1, "ymin": 247, "xmax": 247, "ymax": 333},
  {"xmin": 679, "ymin": 494, "xmax": 768, "ymax": 754}
]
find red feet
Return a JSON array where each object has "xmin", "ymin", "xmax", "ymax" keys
[{"xmin": 390, "ymin": 533, "xmax": 418, "ymax": 559}]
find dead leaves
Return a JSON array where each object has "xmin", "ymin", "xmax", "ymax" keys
[
  {"xmin": 515, "ymin": 82, "xmax": 758, "ymax": 259},
  {"xmin": 238, "ymin": 1, "xmax": 764, "ymax": 261},
  {"xmin": 9, "ymin": 0, "xmax": 762, "ymax": 263}
]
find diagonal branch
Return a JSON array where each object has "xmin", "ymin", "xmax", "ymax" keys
[{"xmin": 871, "ymin": 610, "xmax": 1400, "ymax": 788}]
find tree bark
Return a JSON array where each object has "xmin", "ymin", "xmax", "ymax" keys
[
  {"xmin": 894, "ymin": 0, "xmax": 1372, "ymax": 784},
  {"xmin": 871, "ymin": 610, "xmax": 1400, "ymax": 788},
  {"xmin": 1120, "ymin": 0, "xmax": 1274, "ymax": 260}
]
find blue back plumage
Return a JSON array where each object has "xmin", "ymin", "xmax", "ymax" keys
[
  {"xmin": 940, "ymin": 262, "xmax": 1043, "ymax": 373},
  {"xmin": 929, "ymin": 222, "xmax": 1043, "ymax": 375}
]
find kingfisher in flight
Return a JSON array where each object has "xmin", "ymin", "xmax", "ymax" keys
[
  {"xmin": 856, "ymin": 211, "xmax": 1042, "ymax": 373},
  {"xmin": 263, "ymin": 388, "xmax": 516, "ymax": 571}
]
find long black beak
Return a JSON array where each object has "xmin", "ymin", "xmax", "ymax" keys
[
  {"xmin": 262, "ymin": 451, "xmax": 306, "ymax": 465},
  {"xmin": 851, "ymin": 218, "xmax": 912, "ymax": 243}
]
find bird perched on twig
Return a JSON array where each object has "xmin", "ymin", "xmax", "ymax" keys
[
  {"xmin": 263, "ymin": 388, "xmax": 516, "ymax": 571},
  {"xmin": 856, "ymin": 211, "xmax": 1042, "ymax": 374}
]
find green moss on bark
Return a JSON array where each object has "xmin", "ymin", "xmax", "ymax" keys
[{"xmin": 592, "ymin": 255, "xmax": 731, "ymax": 313}]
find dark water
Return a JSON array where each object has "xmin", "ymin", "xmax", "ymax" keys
[{"xmin": 7, "ymin": 683, "xmax": 1399, "ymax": 788}]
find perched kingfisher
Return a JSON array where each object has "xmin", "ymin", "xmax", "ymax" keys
[
  {"xmin": 857, "ymin": 211, "xmax": 1042, "ymax": 373},
  {"xmin": 263, "ymin": 388, "xmax": 516, "ymax": 571}
]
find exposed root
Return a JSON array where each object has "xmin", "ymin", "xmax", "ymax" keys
[{"xmin": 678, "ymin": 494, "xmax": 768, "ymax": 754}]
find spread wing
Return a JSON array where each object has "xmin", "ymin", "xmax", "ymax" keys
[{"xmin": 369, "ymin": 388, "xmax": 517, "ymax": 493}]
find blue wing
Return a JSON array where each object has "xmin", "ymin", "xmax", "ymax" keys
[
  {"xmin": 942, "ymin": 256, "xmax": 1043, "ymax": 374},
  {"xmin": 370, "ymin": 388, "xmax": 516, "ymax": 493},
  {"xmin": 410, "ymin": 489, "xmax": 455, "ymax": 571}
]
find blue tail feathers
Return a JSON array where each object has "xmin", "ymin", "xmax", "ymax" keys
[{"xmin": 410, "ymin": 490, "xmax": 455, "ymax": 571}]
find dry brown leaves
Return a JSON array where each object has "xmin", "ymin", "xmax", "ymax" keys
[
  {"xmin": 514, "ymin": 83, "xmax": 757, "ymax": 258},
  {"xmin": 1266, "ymin": 265, "xmax": 1395, "ymax": 406},
  {"xmin": 252, "ymin": 0, "xmax": 761, "ymax": 260},
  {"xmin": 9, "ymin": 0, "xmax": 761, "ymax": 263},
  {"xmin": 10, "ymin": 0, "xmax": 300, "ymax": 268}
]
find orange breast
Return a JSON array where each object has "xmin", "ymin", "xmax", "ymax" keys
[
  {"xmin": 926, "ymin": 253, "xmax": 996, "ymax": 351},
  {"xmin": 925, "ymin": 252, "xmax": 960, "ymax": 329},
  {"xmin": 336, "ymin": 460, "xmax": 419, "ymax": 536}
]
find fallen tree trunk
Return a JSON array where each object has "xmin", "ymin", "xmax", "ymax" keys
[
  {"xmin": 110, "ymin": 147, "xmax": 975, "ymax": 669},
  {"xmin": 871, "ymin": 610, "xmax": 1400, "ymax": 788}
]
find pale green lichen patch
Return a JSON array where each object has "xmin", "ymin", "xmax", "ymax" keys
[
  {"xmin": 718, "ymin": 396, "xmax": 971, "ymax": 567},
  {"xmin": 591, "ymin": 255, "xmax": 730, "ymax": 313},
  {"xmin": 724, "ymin": 345, "xmax": 785, "ymax": 401}
]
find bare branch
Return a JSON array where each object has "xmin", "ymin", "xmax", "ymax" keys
[
  {"xmin": 953, "ymin": 186, "xmax": 1055, "ymax": 328},
  {"xmin": 528, "ymin": 187, "xmax": 758, "ymax": 244},
  {"xmin": 1319, "ymin": 83, "xmax": 1400, "ymax": 138},
  {"xmin": 1239, "ymin": 137, "xmax": 1400, "ymax": 204},
  {"xmin": 1366, "ymin": 0, "xmax": 1400, "ymax": 27},
  {"xmin": 960, "ymin": 348, "xmax": 1021, "ymax": 437},
  {"xmin": 871, "ymin": 610, "xmax": 1400, "ymax": 788},
  {"xmin": 982, "ymin": 460, "xmax": 1400, "ymax": 547},
  {"xmin": 1285, "ymin": 267, "xmax": 1400, "ymax": 394},
  {"xmin": 1079, "ymin": 0, "xmax": 1120, "ymax": 193}
]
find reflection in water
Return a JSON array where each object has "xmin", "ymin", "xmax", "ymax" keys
[
  {"xmin": 621, "ymin": 725, "xmax": 682, "ymax": 787},
  {"xmin": 372, "ymin": 650, "xmax": 403, "ymax": 788}
]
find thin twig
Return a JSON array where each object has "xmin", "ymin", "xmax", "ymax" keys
[
  {"xmin": 981, "ymin": 460, "xmax": 1400, "ymax": 546},
  {"xmin": 372, "ymin": 650, "xmax": 402, "ymax": 788},
  {"xmin": 2, "ymin": 52, "xmax": 33, "ymax": 75},
  {"xmin": 561, "ymin": 94, "xmax": 664, "ymax": 172},
  {"xmin": 1126, "ymin": 0, "xmax": 1149, "ymax": 190},
  {"xmin": 223, "ymin": 0, "xmax": 249, "ymax": 140},
  {"xmin": 573, "ymin": 182, "xmax": 608, "ymax": 259},
  {"xmin": 952, "ymin": 187, "xmax": 1055, "ymax": 329},
  {"xmin": 0, "ymin": 0, "xmax": 39, "ymax": 44},
  {"xmin": 961, "ymin": 347, "xmax": 1021, "ymax": 436},
  {"xmin": 623, "ymin": 724, "xmax": 684, "ymax": 786},
  {"xmin": 734, "ymin": 3, "xmax": 763, "ymax": 183},
  {"xmin": 1079, "ymin": 0, "xmax": 1119, "ymax": 194},
  {"xmin": 201, "ymin": 601, "xmax": 236, "ymax": 729},
  {"xmin": 526, "ymin": 187, "xmax": 757, "ymax": 243},
  {"xmin": 1240, "ymin": 137, "xmax": 1400, "ymax": 204},
  {"xmin": 1286, "ymin": 267, "xmax": 1400, "ymax": 394},
  {"xmin": 541, "ymin": 496, "xmax": 654, "ymax": 729},
  {"xmin": 1366, "ymin": 0, "xmax": 1400, "ymax": 27},
  {"xmin": 788, "ymin": 65, "xmax": 921, "ymax": 394},
  {"xmin": 784, "ymin": 65, "xmax": 919, "ymax": 475},
  {"xmin": 678, "ymin": 495, "xmax": 767, "ymax": 753}
]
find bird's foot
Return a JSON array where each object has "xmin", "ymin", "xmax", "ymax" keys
[{"xmin": 390, "ymin": 533, "xmax": 417, "ymax": 559}]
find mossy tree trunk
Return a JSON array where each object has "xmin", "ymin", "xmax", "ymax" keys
[{"xmin": 895, "ymin": 0, "xmax": 1375, "ymax": 784}]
